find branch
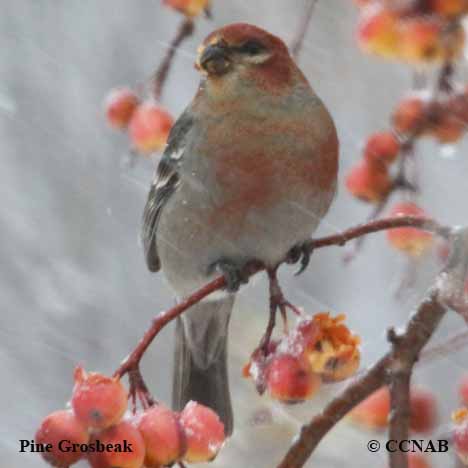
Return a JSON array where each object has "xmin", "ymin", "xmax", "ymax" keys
[
  {"xmin": 277, "ymin": 227, "xmax": 468, "ymax": 468},
  {"xmin": 345, "ymin": 52, "xmax": 457, "ymax": 262},
  {"xmin": 113, "ymin": 216, "xmax": 449, "ymax": 379},
  {"xmin": 307, "ymin": 216, "xmax": 450, "ymax": 251},
  {"xmin": 153, "ymin": 18, "xmax": 194, "ymax": 101},
  {"xmin": 277, "ymin": 292, "xmax": 446, "ymax": 468},
  {"xmin": 290, "ymin": 0, "xmax": 318, "ymax": 60},
  {"xmin": 387, "ymin": 328, "xmax": 412, "ymax": 468}
]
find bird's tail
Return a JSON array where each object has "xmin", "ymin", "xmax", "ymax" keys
[{"xmin": 172, "ymin": 297, "xmax": 234, "ymax": 436}]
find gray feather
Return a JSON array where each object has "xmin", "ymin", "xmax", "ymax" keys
[{"xmin": 141, "ymin": 109, "xmax": 193, "ymax": 272}]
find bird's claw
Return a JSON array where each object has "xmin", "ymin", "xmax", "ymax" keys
[
  {"xmin": 208, "ymin": 258, "xmax": 249, "ymax": 293},
  {"xmin": 286, "ymin": 242, "xmax": 311, "ymax": 276}
]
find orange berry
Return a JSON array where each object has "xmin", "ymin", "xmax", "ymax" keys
[
  {"xmin": 399, "ymin": 18, "xmax": 443, "ymax": 64},
  {"xmin": 88, "ymin": 420, "xmax": 145, "ymax": 468},
  {"xmin": 265, "ymin": 354, "xmax": 321, "ymax": 403},
  {"xmin": 408, "ymin": 453, "xmax": 432, "ymax": 468},
  {"xmin": 302, "ymin": 313, "xmax": 361, "ymax": 383},
  {"xmin": 428, "ymin": 0, "xmax": 468, "ymax": 18},
  {"xmin": 357, "ymin": 7, "xmax": 401, "ymax": 58},
  {"xmin": 71, "ymin": 366, "xmax": 127, "ymax": 430},
  {"xmin": 319, "ymin": 347, "xmax": 361, "ymax": 383},
  {"xmin": 386, "ymin": 202, "xmax": 433, "ymax": 256},
  {"xmin": 163, "ymin": 0, "xmax": 209, "ymax": 17},
  {"xmin": 400, "ymin": 18, "xmax": 465, "ymax": 64},
  {"xmin": 410, "ymin": 387, "xmax": 438, "ymax": 434},
  {"xmin": 453, "ymin": 409, "xmax": 468, "ymax": 465},
  {"xmin": 392, "ymin": 96, "xmax": 426, "ymax": 135},
  {"xmin": 104, "ymin": 87, "xmax": 139, "ymax": 130},
  {"xmin": 136, "ymin": 405, "xmax": 186, "ymax": 466},
  {"xmin": 129, "ymin": 102, "xmax": 173, "ymax": 154},
  {"xmin": 180, "ymin": 401, "xmax": 225, "ymax": 463},
  {"xmin": 345, "ymin": 160, "xmax": 392, "ymax": 203},
  {"xmin": 350, "ymin": 387, "xmax": 390, "ymax": 429},
  {"xmin": 35, "ymin": 410, "xmax": 89, "ymax": 467},
  {"xmin": 364, "ymin": 131, "xmax": 400, "ymax": 167}
]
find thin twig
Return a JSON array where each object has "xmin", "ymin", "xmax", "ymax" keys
[
  {"xmin": 290, "ymin": 0, "xmax": 318, "ymax": 60},
  {"xmin": 387, "ymin": 329, "xmax": 412, "ymax": 468},
  {"xmin": 113, "ymin": 216, "xmax": 450, "ymax": 381},
  {"xmin": 278, "ymin": 227, "xmax": 468, "ymax": 468},
  {"xmin": 346, "ymin": 52, "xmax": 457, "ymax": 261},
  {"xmin": 153, "ymin": 19, "xmax": 194, "ymax": 100}
]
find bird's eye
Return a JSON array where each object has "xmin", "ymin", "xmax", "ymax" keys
[{"xmin": 239, "ymin": 40, "xmax": 265, "ymax": 55}]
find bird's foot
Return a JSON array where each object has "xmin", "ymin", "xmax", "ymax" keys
[
  {"xmin": 286, "ymin": 241, "xmax": 312, "ymax": 275},
  {"xmin": 208, "ymin": 258, "xmax": 250, "ymax": 293}
]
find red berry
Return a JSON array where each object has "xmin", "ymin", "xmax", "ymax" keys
[
  {"xmin": 408, "ymin": 453, "xmax": 432, "ymax": 468},
  {"xmin": 265, "ymin": 354, "xmax": 321, "ymax": 403},
  {"xmin": 136, "ymin": 405, "xmax": 186, "ymax": 466},
  {"xmin": 180, "ymin": 401, "xmax": 225, "ymax": 463},
  {"xmin": 129, "ymin": 102, "xmax": 173, "ymax": 154},
  {"xmin": 104, "ymin": 88, "xmax": 139, "ymax": 130},
  {"xmin": 363, "ymin": 131, "xmax": 400, "ymax": 167},
  {"xmin": 459, "ymin": 375, "xmax": 468, "ymax": 405},
  {"xmin": 88, "ymin": 420, "xmax": 145, "ymax": 468},
  {"xmin": 386, "ymin": 202, "xmax": 433, "ymax": 256},
  {"xmin": 71, "ymin": 366, "xmax": 127, "ymax": 430},
  {"xmin": 345, "ymin": 160, "xmax": 392, "ymax": 203},
  {"xmin": 431, "ymin": 111, "xmax": 465, "ymax": 144},
  {"xmin": 35, "ymin": 410, "xmax": 89, "ymax": 467},
  {"xmin": 453, "ymin": 409, "xmax": 468, "ymax": 465},
  {"xmin": 163, "ymin": 0, "xmax": 209, "ymax": 17},
  {"xmin": 350, "ymin": 387, "xmax": 390, "ymax": 429},
  {"xmin": 410, "ymin": 387, "xmax": 438, "ymax": 434},
  {"xmin": 392, "ymin": 96, "xmax": 426, "ymax": 135}
]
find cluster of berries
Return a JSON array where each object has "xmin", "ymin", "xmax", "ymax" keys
[
  {"xmin": 350, "ymin": 385, "xmax": 439, "ymax": 468},
  {"xmin": 163, "ymin": 0, "xmax": 210, "ymax": 17},
  {"xmin": 393, "ymin": 89, "xmax": 468, "ymax": 144},
  {"xmin": 243, "ymin": 313, "xmax": 361, "ymax": 402},
  {"xmin": 35, "ymin": 367, "xmax": 225, "ymax": 467},
  {"xmin": 104, "ymin": 88, "xmax": 173, "ymax": 155},
  {"xmin": 355, "ymin": 0, "xmax": 467, "ymax": 64},
  {"xmin": 346, "ymin": 87, "xmax": 468, "ymax": 210}
]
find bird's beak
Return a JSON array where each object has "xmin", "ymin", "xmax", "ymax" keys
[{"xmin": 197, "ymin": 44, "xmax": 231, "ymax": 75}]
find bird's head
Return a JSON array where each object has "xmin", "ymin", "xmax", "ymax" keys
[{"xmin": 195, "ymin": 23, "xmax": 298, "ymax": 96}]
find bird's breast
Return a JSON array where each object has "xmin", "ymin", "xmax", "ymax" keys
[{"xmin": 193, "ymin": 104, "xmax": 338, "ymax": 235}]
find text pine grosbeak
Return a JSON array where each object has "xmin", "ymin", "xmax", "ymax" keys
[{"xmin": 142, "ymin": 23, "xmax": 338, "ymax": 435}]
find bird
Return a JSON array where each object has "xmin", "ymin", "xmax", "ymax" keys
[{"xmin": 141, "ymin": 23, "xmax": 339, "ymax": 436}]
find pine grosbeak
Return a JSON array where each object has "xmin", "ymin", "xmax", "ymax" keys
[{"xmin": 142, "ymin": 23, "xmax": 338, "ymax": 435}]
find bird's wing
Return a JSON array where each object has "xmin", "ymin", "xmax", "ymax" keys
[{"xmin": 141, "ymin": 109, "xmax": 193, "ymax": 272}]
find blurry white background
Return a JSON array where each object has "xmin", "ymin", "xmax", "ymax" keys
[{"xmin": 2, "ymin": 1, "xmax": 468, "ymax": 466}]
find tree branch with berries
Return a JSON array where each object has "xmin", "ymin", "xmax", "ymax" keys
[{"xmin": 34, "ymin": 1, "xmax": 468, "ymax": 468}]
